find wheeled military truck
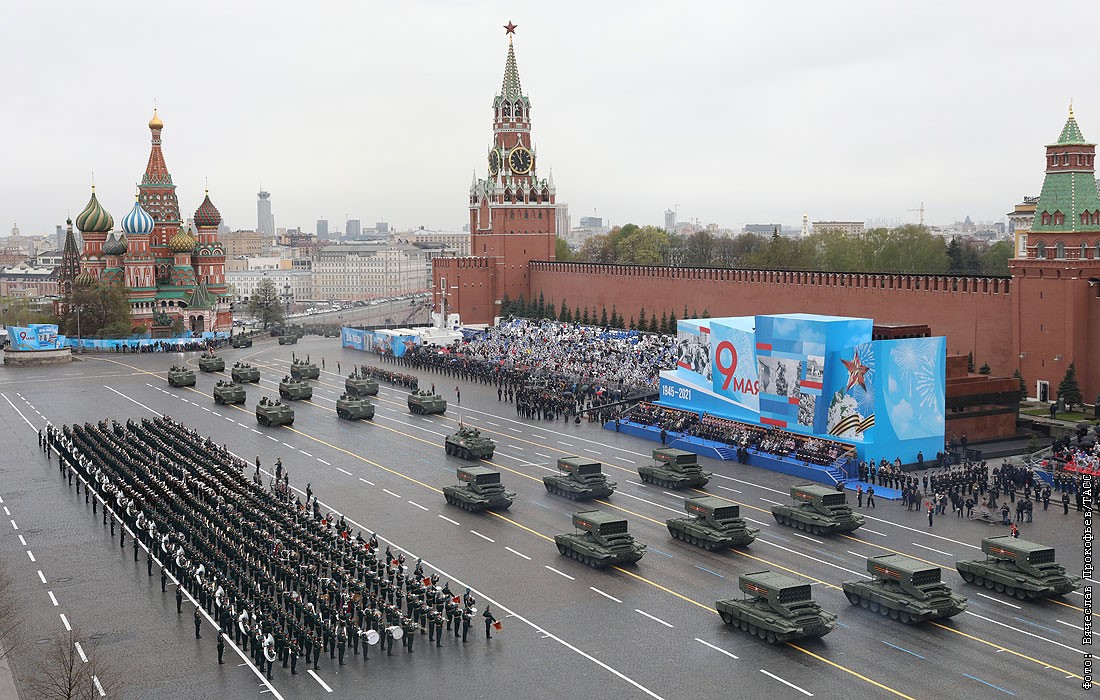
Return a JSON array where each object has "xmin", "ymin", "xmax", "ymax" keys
[
  {"xmin": 256, "ymin": 398, "xmax": 294, "ymax": 427},
  {"xmin": 167, "ymin": 366, "xmax": 196, "ymax": 387},
  {"xmin": 771, "ymin": 483, "xmax": 864, "ymax": 535},
  {"xmin": 543, "ymin": 457, "xmax": 616, "ymax": 500},
  {"xmin": 716, "ymin": 571, "xmax": 837, "ymax": 643},
  {"xmin": 213, "ymin": 380, "xmax": 247, "ymax": 405},
  {"xmin": 445, "ymin": 426, "xmax": 496, "ymax": 460},
  {"xmin": 408, "ymin": 389, "xmax": 447, "ymax": 415},
  {"xmin": 955, "ymin": 536, "xmax": 1081, "ymax": 600},
  {"xmin": 278, "ymin": 335, "xmax": 297, "ymax": 345},
  {"xmin": 231, "ymin": 362, "xmax": 260, "ymax": 383},
  {"xmin": 290, "ymin": 359, "xmax": 320, "ymax": 380},
  {"xmin": 346, "ymin": 374, "xmax": 379, "ymax": 397},
  {"xmin": 278, "ymin": 377, "xmax": 313, "ymax": 401},
  {"xmin": 336, "ymin": 394, "xmax": 375, "ymax": 420},
  {"xmin": 842, "ymin": 554, "xmax": 967, "ymax": 623},
  {"xmin": 231, "ymin": 335, "xmax": 252, "ymax": 349},
  {"xmin": 554, "ymin": 510, "xmax": 645, "ymax": 568},
  {"xmin": 638, "ymin": 447, "xmax": 712, "ymax": 489},
  {"xmin": 198, "ymin": 353, "xmax": 225, "ymax": 372},
  {"xmin": 666, "ymin": 496, "xmax": 759, "ymax": 550},
  {"xmin": 443, "ymin": 466, "xmax": 515, "ymax": 512}
]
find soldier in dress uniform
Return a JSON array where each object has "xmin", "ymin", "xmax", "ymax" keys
[
  {"xmin": 461, "ymin": 605, "xmax": 473, "ymax": 642},
  {"xmin": 484, "ymin": 605, "xmax": 498, "ymax": 639}
]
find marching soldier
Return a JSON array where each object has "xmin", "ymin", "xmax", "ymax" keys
[
  {"xmin": 194, "ymin": 605, "xmax": 203, "ymax": 639},
  {"xmin": 337, "ymin": 623, "xmax": 347, "ymax": 665},
  {"xmin": 176, "ymin": 584, "xmax": 184, "ymax": 614},
  {"xmin": 217, "ymin": 630, "xmax": 225, "ymax": 664},
  {"xmin": 403, "ymin": 615, "xmax": 416, "ymax": 653},
  {"xmin": 161, "ymin": 567, "xmax": 169, "ymax": 593},
  {"xmin": 484, "ymin": 605, "xmax": 498, "ymax": 639},
  {"xmin": 461, "ymin": 605, "xmax": 473, "ymax": 643},
  {"xmin": 290, "ymin": 639, "xmax": 300, "ymax": 675}
]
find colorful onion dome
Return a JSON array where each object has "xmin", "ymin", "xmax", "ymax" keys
[
  {"xmin": 193, "ymin": 190, "xmax": 222, "ymax": 228},
  {"xmin": 149, "ymin": 109, "xmax": 164, "ymax": 130},
  {"xmin": 121, "ymin": 197, "xmax": 154, "ymax": 235},
  {"xmin": 168, "ymin": 226, "xmax": 196, "ymax": 253},
  {"xmin": 75, "ymin": 187, "xmax": 114, "ymax": 233},
  {"xmin": 102, "ymin": 234, "xmax": 128, "ymax": 257},
  {"xmin": 75, "ymin": 269, "xmax": 97, "ymax": 286}
]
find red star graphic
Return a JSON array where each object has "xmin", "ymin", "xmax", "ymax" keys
[
  {"xmin": 841, "ymin": 350, "xmax": 870, "ymax": 392},
  {"xmin": 504, "ymin": 21, "xmax": 518, "ymax": 35}
]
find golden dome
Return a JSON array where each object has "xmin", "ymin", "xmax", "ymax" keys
[{"xmin": 149, "ymin": 109, "xmax": 164, "ymax": 130}]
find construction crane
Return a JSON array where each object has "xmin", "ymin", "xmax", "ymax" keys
[{"xmin": 907, "ymin": 202, "xmax": 925, "ymax": 227}]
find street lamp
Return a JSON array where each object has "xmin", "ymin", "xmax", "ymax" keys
[
  {"xmin": 75, "ymin": 304, "xmax": 84, "ymax": 353},
  {"xmin": 283, "ymin": 282, "xmax": 292, "ymax": 312}
]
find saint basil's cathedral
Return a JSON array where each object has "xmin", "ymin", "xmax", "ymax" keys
[{"xmin": 61, "ymin": 110, "xmax": 230, "ymax": 334}]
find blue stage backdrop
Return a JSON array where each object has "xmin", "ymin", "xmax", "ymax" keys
[
  {"xmin": 660, "ymin": 313, "xmax": 945, "ymax": 464},
  {"xmin": 342, "ymin": 328, "xmax": 419, "ymax": 357},
  {"xmin": 6, "ymin": 324, "xmax": 64, "ymax": 350}
]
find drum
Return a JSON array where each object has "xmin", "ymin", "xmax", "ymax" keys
[
  {"xmin": 366, "ymin": 629, "xmax": 380, "ymax": 646},
  {"xmin": 389, "ymin": 625, "xmax": 404, "ymax": 640}
]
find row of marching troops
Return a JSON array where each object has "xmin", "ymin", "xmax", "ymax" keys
[{"xmin": 44, "ymin": 415, "xmax": 498, "ymax": 681}]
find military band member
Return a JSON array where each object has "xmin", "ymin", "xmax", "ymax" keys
[
  {"xmin": 217, "ymin": 630, "xmax": 225, "ymax": 664},
  {"xmin": 484, "ymin": 606, "xmax": 497, "ymax": 639}
]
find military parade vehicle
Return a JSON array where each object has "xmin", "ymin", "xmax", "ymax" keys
[
  {"xmin": 716, "ymin": 571, "xmax": 838, "ymax": 643},
  {"xmin": 442, "ymin": 466, "xmax": 515, "ymax": 512},
  {"xmin": 213, "ymin": 380, "xmax": 247, "ymax": 406},
  {"xmin": 198, "ymin": 352, "xmax": 225, "ymax": 373},
  {"xmin": 167, "ymin": 365, "xmax": 196, "ymax": 388},
  {"xmin": 543, "ymin": 457, "xmax": 617, "ymax": 500},
  {"xmin": 638, "ymin": 447, "xmax": 712, "ymax": 489},
  {"xmin": 346, "ymin": 372, "xmax": 379, "ymax": 397},
  {"xmin": 231, "ymin": 335, "xmax": 253, "ymax": 349},
  {"xmin": 231, "ymin": 362, "xmax": 260, "ymax": 383},
  {"xmin": 444, "ymin": 425, "xmax": 496, "ymax": 460},
  {"xmin": 666, "ymin": 496, "xmax": 759, "ymax": 550},
  {"xmin": 290, "ymin": 359, "xmax": 320, "ymax": 380},
  {"xmin": 955, "ymin": 536, "xmax": 1081, "ymax": 600},
  {"xmin": 771, "ymin": 483, "xmax": 864, "ymax": 535},
  {"xmin": 336, "ymin": 393, "xmax": 375, "ymax": 420},
  {"xmin": 554, "ymin": 510, "xmax": 645, "ymax": 568},
  {"xmin": 842, "ymin": 554, "xmax": 967, "ymax": 623},
  {"xmin": 278, "ymin": 377, "xmax": 314, "ymax": 401},
  {"xmin": 255, "ymin": 397, "xmax": 294, "ymax": 427},
  {"xmin": 408, "ymin": 389, "xmax": 447, "ymax": 415},
  {"xmin": 278, "ymin": 335, "xmax": 298, "ymax": 345}
]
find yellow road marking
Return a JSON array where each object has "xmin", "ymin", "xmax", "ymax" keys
[
  {"xmin": 928, "ymin": 620, "xmax": 1083, "ymax": 680},
  {"xmin": 787, "ymin": 643, "xmax": 918, "ymax": 700}
]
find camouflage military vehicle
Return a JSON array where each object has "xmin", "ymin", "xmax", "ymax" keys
[
  {"xmin": 278, "ymin": 377, "xmax": 313, "ymax": 401},
  {"xmin": 771, "ymin": 483, "xmax": 864, "ymax": 535},
  {"xmin": 442, "ymin": 466, "xmax": 515, "ymax": 512},
  {"xmin": 543, "ymin": 457, "xmax": 616, "ymax": 500},
  {"xmin": 407, "ymin": 389, "xmax": 447, "ymax": 415},
  {"xmin": 666, "ymin": 496, "xmax": 759, "ymax": 550},
  {"xmin": 231, "ymin": 362, "xmax": 260, "ymax": 383},
  {"xmin": 198, "ymin": 353, "xmax": 225, "ymax": 373},
  {"xmin": 638, "ymin": 447, "xmax": 712, "ymax": 489},
  {"xmin": 955, "ymin": 536, "xmax": 1081, "ymax": 600},
  {"xmin": 716, "ymin": 571, "xmax": 838, "ymax": 643},
  {"xmin": 445, "ymin": 425, "xmax": 496, "ymax": 460},
  {"xmin": 843, "ymin": 554, "xmax": 967, "ymax": 623},
  {"xmin": 167, "ymin": 365, "xmax": 196, "ymax": 388},
  {"xmin": 290, "ymin": 359, "xmax": 320, "ymax": 380},
  {"xmin": 336, "ymin": 393, "xmax": 375, "ymax": 420},
  {"xmin": 554, "ymin": 510, "xmax": 645, "ymax": 568},
  {"xmin": 345, "ymin": 374, "xmax": 379, "ymax": 397},
  {"xmin": 231, "ymin": 335, "xmax": 252, "ymax": 349},
  {"xmin": 255, "ymin": 397, "xmax": 294, "ymax": 427},
  {"xmin": 278, "ymin": 335, "xmax": 298, "ymax": 345},
  {"xmin": 213, "ymin": 380, "xmax": 247, "ymax": 405}
]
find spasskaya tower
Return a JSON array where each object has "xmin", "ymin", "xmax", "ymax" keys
[{"xmin": 433, "ymin": 22, "xmax": 558, "ymax": 325}]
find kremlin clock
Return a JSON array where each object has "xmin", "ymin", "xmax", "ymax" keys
[
  {"xmin": 508, "ymin": 146, "xmax": 532, "ymax": 174},
  {"xmin": 489, "ymin": 149, "xmax": 501, "ymax": 176}
]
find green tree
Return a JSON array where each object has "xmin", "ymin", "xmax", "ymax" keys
[
  {"xmin": 1057, "ymin": 362, "xmax": 1083, "ymax": 411},
  {"xmin": 554, "ymin": 236, "xmax": 573, "ymax": 262},
  {"xmin": 1012, "ymin": 369, "xmax": 1027, "ymax": 401},
  {"xmin": 581, "ymin": 306, "xmax": 590, "ymax": 325},
  {"xmin": 248, "ymin": 277, "xmax": 286, "ymax": 329},
  {"xmin": 659, "ymin": 311, "xmax": 668, "ymax": 335},
  {"xmin": 1, "ymin": 296, "xmax": 55, "ymax": 328},
  {"xmin": 546, "ymin": 298, "xmax": 557, "ymax": 321},
  {"xmin": 967, "ymin": 352, "xmax": 975, "ymax": 373},
  {"xmin": 980, "ymin": 240, "xmax": 1014, "ymax": 275},
  {"xmin": 559, "ymin": 299, "xmax": 570, "ymax": 323},
  {"xmin": 648, "ymin": 313, "xmax": 659, "ymax": 334},
  {"xmin": 535, "ymin": 291, "xmax": 546, "ymax": 319},
  {"xmin": 628, "ymin": 315, "xmax": 636, "ymax": 330},
  {"xmin": 637, "ymin": 308, "xmax": 647, "ymax": 331},
  {"xmin": 667, "ymin": 310, "xmax": 678, "ymax": 335},
  {"xmin": 600, "ymin": 307, "xmax": 609, "ymax": 327},
  {"xmin": 610, "ymin": 305, "xmax": 620, "ymax": 328},
  {"xmin": 701, "ymin": 308, "xmax": 711, "ymax": 318},
  {"xmin": 60, "ymin": 282, "xmax": 134, "ymax": 338},
  {"xmin": 979, "ymin": 362, "xmax": 991, "ymax": 375}
]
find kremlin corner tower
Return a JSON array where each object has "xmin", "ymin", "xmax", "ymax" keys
[{"xmin": 67, "ymin": 111, "xmax": 231, "ymax": 335}]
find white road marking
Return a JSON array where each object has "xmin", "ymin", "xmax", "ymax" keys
[
  {"xmin": 743, "ymin": 517, "xmax": 771, "ymax": 527},
  {"xmin": 470, "ymin": 530, "xmax": 495, "ymax": 543},
  {"xmin": 536, "ymin": 453, "xmax": 553, "ymax": 459},
  {"xmin": 2, "ymin": 507, "xmax": 8, "ymax": 516},
  {"xmin": 75, "ymin": 641, "xmax": 88, "ymax": 663},
  {"xmin": 93, "ymin": 675, "xmax": 105, "ymax": 696},
  {"xmin": 48, "ymin": 591, "xmax": 58, "ymax": 606},
  {"xmin": 759, "ymin": 669, "xmax": 813, "ymax": 696},
  {"xmin": 544, "ymin": 566, "xmax": 575, "ymax": 580},
  {"xmin": 103, "ymin": 386, "xmax": 162, "ymax": 417},
  {"xmin": 1057, "ymin": 619, "xmax": 1084, "ymax": 631},
  {"xmin": 282, "ymin": 442, "xmax": 294, "ymax": 448},
  {"xmin": 617, "ymin": 457, "xmax": 637, "ymax": 464},
  {"xmin": 200, "ymin": 406, "xmax": 211, "ymax": 412},
  {"xmin": 212, "ymin": 412, "xmax": 221, "ymax": 417},
  {"xmin": 558, "ymin": 441, "xmax": 573, "ymax": 446},
  {"xmin": 0, "ymin": 393, "xmax": 35, "ymax": 429},
  {"xmin": 336, "ymin": 468, "xmax": 352, "ymax": 475},
  {"xmin": 760, "ymin": 498, "xmax": 783, "ymax": 505},
  {"xmin": 584, "ymin": 448, "xmax": 601, "ymax": 455},
  {"xmin": 408, "ymin": 501, "xmax": 429, "ymax": 512},
  {"xmin": 505, "ymin": 546, "xmax": 531, "ymax": 560},
  {"xmin": 859, "ymin": 527, "xmax": 887, "ymax": 537},
  {"xmin": 792, "ymin": 533, "xmax": 823, "ymax": 544},
  {"xmin": 300, "ymin": 451, "xmax": 313, "ymax": 457},
  {"xmin": 635, "ymin": 609, "xmax": 673, "ymax": 628},
  {"xmin": 716, "ymin": 485, "xmax": 742, "ymax": 494},
  {"xmin": 27, "ymin": 551, "xmax": 35, "ymax": 562},
  {"xmin": 616, "ymin": 491, "xmax": 682, "ymax": 514},
  {"xmin": 695, "ymin": 637, "xmax": 738, "ymax": 659},
  {"xmin": 307, "ymin": 669, "xmax": 333, "ymax": 692},
  {"xmin": 964, "ymin": 610, "xmax": 1085, "ymax": 655},
  {"xmin": 359, "ymin": 478, "xmax": 375, "ymax": 486},
  {"xmin": 590, "ymin": 587, "xmax": 622, "ymax": 603},
  {"xmin": 911, "ymin": 542, "xmax": 953, "ymax": 557},
  {"xmin": 382, "ymin": 489, "xmax": 401, "ymax": 498},
  {"xmin": 17, "ymin": 535, "xmax": 25, "ymax": 546},
  {"xmin": 60, "ymin": 613, "xmax": 71, "ymax": 631},
  {"xmin": 251, "ymin": 429, "xmax": 262, "ymax": 434},
  {"xmin": 757, "ymin": 540, "xmax": 867, "ymax": 577},
  {"xmin": 266, "ymin": 436, "xmax": 279, "ymax": 441},
  {"xmin": 531, "ymin": 433, "xmax": 547, "ymax": 439},
  {"xmin": 438, "ymin": 515, "xmax": 460, "ymax": 526},
  {"xmin": 487, "ymin": 421, "xmax": 501, "ymax": 427},
  {"xmin": 509, "ymin": 445, "xmax": 525, "ymax": 451},
  {"xmin": 661, "ymin": 491, "xmax": 681, "ymax": 499},
  {"xmin": 37, "ymin": 570, "xmax": 46, "ymax": 583},
  {"xmin": 318, "ymin": 459, "xmax": 331, "ymax": 465},
  {"xmin": 508, "ymin": 427, "xmax": 522, "ymax": 433},
  {"xmin": 975, "ymin": 593, "xmax": 1021, "ymax": 609}
]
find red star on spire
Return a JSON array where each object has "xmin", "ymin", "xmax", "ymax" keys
[
  {"xmin": 841, "ymin": 350, "xmax": 870, "ymax": 392},
  {"xmin": 504, "ymin": 21, "xmax": 517, "ymax": 35}
]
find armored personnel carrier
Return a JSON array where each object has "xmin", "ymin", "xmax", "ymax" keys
[
  {"xmin": 445, "ymin": 425, "xmax": 496, "ymax": 460},
  {"xmin": 213, "ymin": 380, "xmax": 247, "ymax": 405},
  {"xmin": 336, "ymin": 393, "xmax": 375, "ymax": 420},
  {"xmin": 543, "ymin": 457, "xmax": 617, "ymax": 500},
  {"xmin": 554, "ymin": 510, "xmax": 645, "ymax": 568},
  {"xmin": 231, "ymin": 362, "xmax": 260, "ymax": 383},
  {"xmin": 290, "ymin": 359, "xmax": 320, "ymax": 380},
  {"xmin": 198, "ymin": 353, "xmax": 225, "ymax": 372},
  {"xmin": 231, "ymin": 335, "xmax": 252, "ymax": 349},
  {"xmin": 278, "ymin": 377, "xmax": 314, "ymax": 401},
  {"xmin": 256, "ymin": 397, "xmax": 294, "ymax": 427},
  {"xmin": 716, "ymin": 571, "xmax": 838, "ymax": 643},
  {"xmin": 771, "ymin": 483, "xmax": 864, "ymax": 535},
  {"xmin": 955, "ymin": 536, "xmax": 1081, "ymax": 600},
  {"xmin": 346, "ymin": 373, "xmax": 379, "ymax": 397},
  {"xmin": 408, "ymin": 389, "xmax": 447, "ymax": 415},
  {"xmin": 666, "ymin": 496, "xmax": 759, "ymax": 550},
  {"xmin": 638, "ymin": 447, "xmax": 712, "ymax": 489},
  {"xmin": 442, "ymin": 466, "xmax": 515, "ymax": 512},
  {"xmin": 843, "ymin": 554, "xmax": 967, "ymax": 623},
  {"xmin": 278, "ymin": 335, "xmax": 298, "ymax": 345},
  {"xmin": 167, "ymin": 366, "xmax": 196, "ymax": 388}
]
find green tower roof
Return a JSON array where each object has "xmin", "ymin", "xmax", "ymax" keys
[
  {"xmin": 500, "ymin": 39, "xmax": 523, "ymax": 101},
  {"xmin": 1054, "ymin": 108, "xmax": 1089, "ymax": 146}
]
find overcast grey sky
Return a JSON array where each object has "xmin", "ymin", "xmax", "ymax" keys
[{"xmin": 2, "ymin": 0, "xmax": 1097, "ymax": 238}]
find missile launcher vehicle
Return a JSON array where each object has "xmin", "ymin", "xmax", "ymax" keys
[
  {"xmin": 955, "ymin": 536, "xmax": 1081, "ymax": 600},
  {"xmin": 638, "ymin": 447, "xmax": 712, "ymax": 489},
  {"xmin": 543, "ymin": 457, "xmax": 616, "ymax": 500},
  {"xmin": 771, "ymin": 483, "xmax": 864, "ymax": 535},
  {"xmin": 842, "ymin": 554, "xmax": 967, "ymax": 623},
  {"xmin": 442, "ymin": 466, "xmax": 515, "ymax": 512},
  {"xmin": 666, "ymin": 496, "xmax": 759, "ymax": 550},
  {"xmin": 716, "ymin": 571, "xmax": 837, "ymax": 643},
  {"xmin": 554, "ymin": 510, "xmax": 645, "ymax": 568}
]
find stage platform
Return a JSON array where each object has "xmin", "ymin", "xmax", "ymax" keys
[{"xmin": 606, "ymin": 420, "xmax": 903, "ymax": 500}]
